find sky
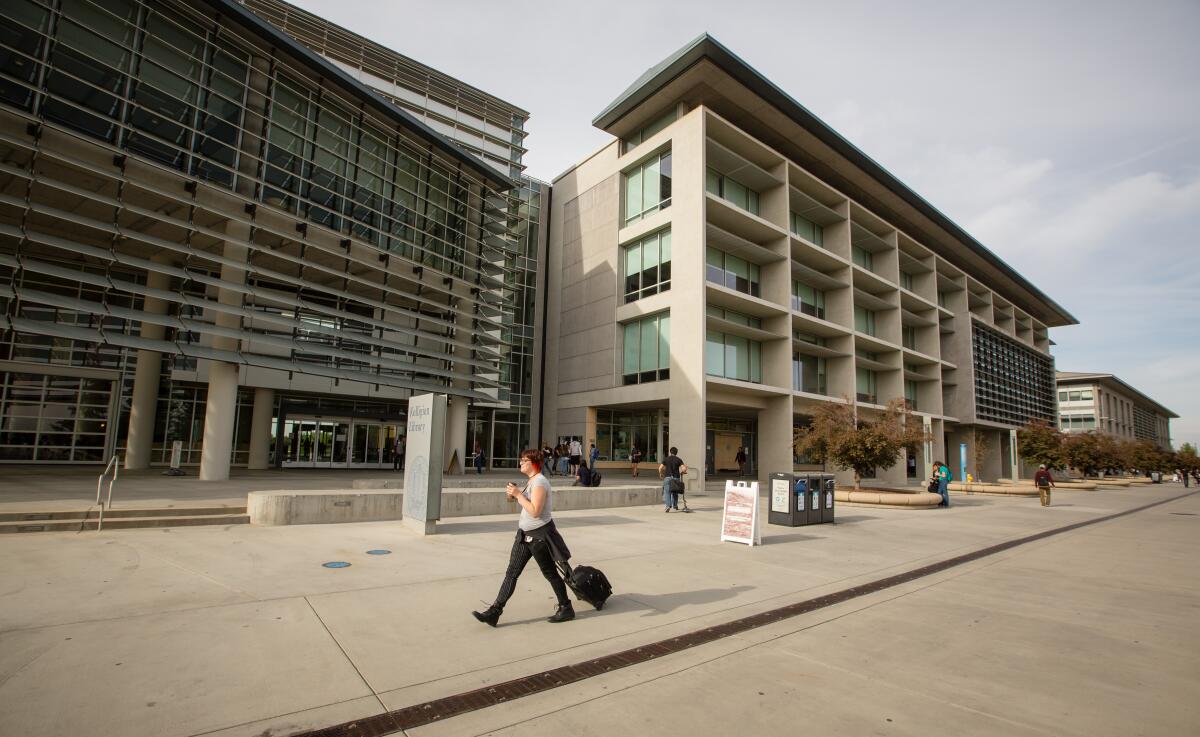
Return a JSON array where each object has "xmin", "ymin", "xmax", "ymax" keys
[{"xmin": 292, "ymin": 0, "xmax": 1200, "ymax": 449}]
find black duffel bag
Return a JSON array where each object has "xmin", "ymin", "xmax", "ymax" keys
[{"xmin": 556, "ymin": 561, "xmax": 612, "ymax": 610}]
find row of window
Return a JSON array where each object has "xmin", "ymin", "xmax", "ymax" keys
[
  {"xmin": 1058, "ymin": 389, "xmax": 1094, "ymax": 402},
  {"xmin": 1060, "ymin": 415, "xmax": 1096, "ymax": 430}
]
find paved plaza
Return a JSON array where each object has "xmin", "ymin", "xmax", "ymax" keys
[{"xmin": 0, "ymin": 478, "xmax": 1196, "ymax": 737}]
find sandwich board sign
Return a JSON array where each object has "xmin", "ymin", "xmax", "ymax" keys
[{"xmin": 720, "ymin": 480, "xmax": 761, "ymax": 546}]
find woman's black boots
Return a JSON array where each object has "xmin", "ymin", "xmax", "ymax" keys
[
  {"xmin": 472, "ymin": 605, "xmax": 503, "ymax": 627},
  {"xmin": 547, "ymin": 603, "xmax": 575, "ymax": 623}
]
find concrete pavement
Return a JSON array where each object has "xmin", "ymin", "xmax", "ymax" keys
[{"xmin": 0, "ymin": 482, "xmax": 1195, "ymax": 737}]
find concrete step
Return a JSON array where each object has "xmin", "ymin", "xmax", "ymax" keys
[
  {"xmin": 0, "ymin": 506, "xmax": 246, "ymax": 523},
  {"xmin": 0, "ymin": 513, "xmax": 250, "ymax": 533}
]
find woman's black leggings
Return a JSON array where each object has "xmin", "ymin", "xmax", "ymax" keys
[{"xmin": 493, "ymin": 535, "xmax": 570, "ymax": 608}]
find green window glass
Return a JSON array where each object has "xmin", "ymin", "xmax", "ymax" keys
[
  {"xmin": 905, "ymin": 379, "xmax": 918, "ymax": 410},
  {"xmin": 852, "ymin": 246, "xmax": 874, "ymax": 271},
  {"xmin": 793, "ymin": 353, "xmax": 827, "ymax": 394},
  {"xmin": 622, "ymin": 109, "xmax": 677, "ymax": 152},
  {"xmin": 705, "ymin": 249, "xmax": 761, "ymax": 297},
  {"xmin": 705, "ymin": 331, "xmax": 763, "ymax": 383},
  {"xmin": 624, "ymin": 151, "xmax": 672, "ymax": 224},
  {"xmin": 900, "ymin": 271, "xmax": 914, "ymax": 291},
  {"xmin": 792, "ymin": 281, "xmax": 825, "ymax": 319},
  {"xmin": 790, "ymin": 213, "xmax": 824, "ymax": 246},
  {"xmin": 706, "ymin": 168, "xmax": 760, "ymax": 215},
  {"xmin": 856, "ymin": 368, "xmax": 877, "ymax": 403},
  {"xmin": 902, "ymin": 326, "xmax": 917, "ymax": 349},
  {"xmin": 622, "ymin": 313, "xmax": 670, "ymax": 384},
  {"xmin": 854, "ymin": 306, "xmax": 876, "ymax": 336},
  {"xmin": 624, "ymin": 230, "xmax": 672, "ymax": 303}
]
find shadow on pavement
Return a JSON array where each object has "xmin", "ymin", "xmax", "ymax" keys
[
  {"xmin": 615, "ymin": 585, "xmax": 756, "ymax": 616},
  {"xmin": 437, "ymin": 514, "xmax": 645, "ymax": 536}
]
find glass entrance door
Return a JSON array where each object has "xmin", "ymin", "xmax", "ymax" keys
[{"xmin": 283, "ymin": 417, "xmax": 397, "ymax": 468}]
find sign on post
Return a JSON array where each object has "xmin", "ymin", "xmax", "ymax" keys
[
  {"xmin": 720, "ymin": 480, "xmax": 760, "ymax": 546},
  {"xmin": 403, "ymin": 393, "xmax": 447, "ymax": 536}
]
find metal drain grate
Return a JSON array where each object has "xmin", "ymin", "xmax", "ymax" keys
[{"xmin": 295, "ymin": 491, "xmax": 1195, "ymax": 737}]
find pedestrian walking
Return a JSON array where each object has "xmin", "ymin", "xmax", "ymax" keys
[
  {"xmin": 735, "ymin": 446, "xmax": 747, "ymax": 477},
  {"xmin": 471, "ymin": 448, "xmax": 574, "ymax": 627},
  {"xmin": 630, "ymin": 445, "xmax": 643, "ymax": 477},
  {"xmin": 1034, "ymin": 464, "xmax": 1055, "ymax": 506},
  {"xmin": 589, "ymin": 443, "xmax": 599, "ymax": 468},
  {"xmin": 659, "ymin": 447, "xmax": 687, "ymax": 513},
  {"xmin": 393, "ymin": 435, "xmax": 405, "ymax": 471}
]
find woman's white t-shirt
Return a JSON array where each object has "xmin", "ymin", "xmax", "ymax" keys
[{"xmin": 518, "ymin": 472, "xmax": 553, "ymax": 531}]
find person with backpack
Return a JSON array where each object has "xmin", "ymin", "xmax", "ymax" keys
[
  {"xmin": 1033, "ymin": 464, "xmax": 1056, "ymax": 507},
  {"xmin": 659, "ymin": 447, "xmax": 687, "ymax": 512},
  {"xmin": 935, "ymin": 460, "xmax": 952, "ymax": 508},
  {"xmin": 574, "ymin": 459, "xmax": 593, "ymax": 487},
  {"xmin": 471, "ymin": 448, "xmax": 574, "ymax": 627},
  {"xmin": 589, "ymin": 443, "xmax": 599, "ymax": 468}
]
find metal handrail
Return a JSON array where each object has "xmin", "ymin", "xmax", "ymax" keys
[{"xmin": 95, "ymin": 455, "xmax": 120, "ymax": 532}]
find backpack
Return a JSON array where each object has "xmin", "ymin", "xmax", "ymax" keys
[{"xmin": 590, "ymin": 471, "xmax": 602, "ymax": 487}]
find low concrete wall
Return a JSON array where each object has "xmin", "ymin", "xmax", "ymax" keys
[
  {"xmin": 248, "ymin": 485, "xmax": 663, "ymax": 526},
  {"xmin": 835, "ymin": 489, "xmax": 942, "ymax": 509}
]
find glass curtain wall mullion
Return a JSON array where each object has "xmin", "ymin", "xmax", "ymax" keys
[{"xmin": 705, "ymin": 247, "xmax": 760, "ymax": 297}]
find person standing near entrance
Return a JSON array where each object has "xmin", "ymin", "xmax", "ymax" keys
[
  {"xmin": 630, "ymin": 445, "xmax": 643, "ymax": 477},
  {"xmin": 1034, "ymin": 464, "xmax": 1055, "ymax": 506},
  {"xmin": 659, "ymin": 447, "xmax": 687, "ymax": 513},
  {"xmin": 473, "ymin": 440, "xmax": 485, "ymax": 474},
  {"xmin": 934, "ymin": 460, "xmax": 951, "ymax": 507},
  {"xmin": 735, "ymin": 446, "xmax": 747, "ymax": 477},
  {"xmin": 569, "ymin": 437, "xmax": 582, "ymax": 476},
  {"xmin": 393, "ymin": 435, "xmax": 405, "ymax": 471}
]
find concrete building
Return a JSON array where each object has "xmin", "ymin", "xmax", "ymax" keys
[
  {"xmin": 1056, "ymin": 371, "xmax": 1175, "ymax": 450},
  {"xmin": 0, "ymin": 0, "xmax": 536, "ymax": 477},
  {"xmin": 544, "ymin": 35, "xmax": 1076, "ymax": 488}
]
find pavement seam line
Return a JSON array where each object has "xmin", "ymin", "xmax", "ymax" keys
[
  {"xmin": 302, "ymin": 596, "xmax": 391, "ymax": 718},
  {"xmin": 284, "ymin": 489, "xmax": 1195, "ymax": 737}
]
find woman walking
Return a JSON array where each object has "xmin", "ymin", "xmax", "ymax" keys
[{"xmin": 472, "ymin": 448, "xmax": 575, "ymax": 626}]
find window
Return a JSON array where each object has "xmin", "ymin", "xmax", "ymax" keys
[
  {"xmin": 622, "ymin": 313, "xmax": 670, "ymax": 384},
  {"xmin": 905, "ymin": 379, "xmax": 919, "ymax": 410},
  {"xmin": 793, "ymin": 353, "xmax": 827, "ymax": 395},
  {"xmin": 1059, "ymin": 390, "xmax": 1068, "ymax": 401},
  {"xmin": 707, "ymin": 306, "xmax": 762, "ymax": 329},
  {"xmin": 852, "ymin": 246, "xmax": 874, "ymax": 271},
  {"xmin": 902, "ymin": 325, "xmax": 917, "ymax": 350},
  {"xmin": 790, "ymin": 212, "xmax": 823, "ymax": 245},
  {"xmin": 706, "ymin": 168, "xmax": 759, "ymax": 215},
  {"xmin": 1080, "ymin": 390, "xmax": 1093, "ymax": 400},
  {"xmin": 623, "ymin": 230, "xmax": 672, "ymax": 303},
  {"xmin": 854, "ymin": 306, "xmax": 877, "ymax": 336},
  {"xmin": 706, "ymin": 331, "xmax": 763, "ymax": 383},
  {"xmin": 937, "ymin": 291, "xmax": 948, "ymax": 308},
  {"xmin": 794, "ymin": 331, "xmax": 827, "ymax": 347},
  {"xmin": 621, "ymin": 109, "xmax": 676, "ymax": 152},
  {"xmin": 1068, "ymin": 391, "xmax": 1081, "ymax": 401},
  {"xmin": 706, "ymin": 248, "xmax": 761, "ymax": 297},
  {"xmin": 596, "ymin": 410, "xmax": 659, "ymax": 462},
  {"xmin": 792, "ymin": 281, "xmax": 825, "ymax": 319},
  {"xmin": 624, "ymin": 151, "xmax": 672, "ymax": 224},
  {"xmin": 856, "ymin": 368, "xmax": 878, "ymax": 404},
  {"xmin": 900, "ymin": 271, "xmax": 914, "ymax": 291}
]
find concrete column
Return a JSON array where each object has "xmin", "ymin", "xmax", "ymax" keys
[
  {"xmin": 758, "ymin": 395, "xmax": 793, "ymax": 484},
  {"xmin": 444, "ymin": 395, "xmax": 468, "ymax": 474},
  {"xmin": 199, "ymin": 224, "xmax": 249, "ymax": 481},
  {"xmin": 247, "ymin": 387, "xmax": 274, "ymax": 470},
  {"xmin": 125, "ymin": 267, "xmax": 171, "ymax": 470},
  {"xmin": 199, "ymin": 361, "xmax": 239, "ymax": 481}
]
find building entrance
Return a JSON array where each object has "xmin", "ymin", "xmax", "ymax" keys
[{"xmin": 280, "ymin": 417, "xmax": 401, "ymax": 468}]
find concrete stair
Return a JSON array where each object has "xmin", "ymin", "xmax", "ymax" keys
[{"xmin": 0, "ymin": 506, "xmax": 249, "ymax": 533}]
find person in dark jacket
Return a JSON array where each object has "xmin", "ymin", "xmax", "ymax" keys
[
  {"xmin": 574, "ymin": 459, "xmax": 593, "ymax": 487},
  {"xmin": 1033, "ymin": 464, "xmax": 1055, "ymax": 507},
  {"xmin": 472, "ymin": 448, "xmax": 574, "ymax": 626}
]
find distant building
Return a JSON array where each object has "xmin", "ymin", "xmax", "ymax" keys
[{"xmin": 1056, "ymin": 372, "xmax": 1175, "ymax": 449}]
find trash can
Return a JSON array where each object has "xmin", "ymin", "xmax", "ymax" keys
[
  {"xmin": 805, "ymin": 474, "xmax": 823, "ymax": 525},
  {"xmin": 818, "ymin": 474, "xmax": 836, "ymax": 524},
  {"xmin": 768, "ymin": 472, "xmax": 808, "ymax": 526}
]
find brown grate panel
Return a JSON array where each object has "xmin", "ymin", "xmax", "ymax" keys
[{"xmin": 295, "ymin": 491, "xmax": 1194, "ymax": 737}]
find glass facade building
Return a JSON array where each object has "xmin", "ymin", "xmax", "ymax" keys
[{"xmin": 0, "ymin": 0, "xmax": 532, "ymax": 471}]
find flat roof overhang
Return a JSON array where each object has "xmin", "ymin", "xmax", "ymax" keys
[{"xmin": 594, "ymin": 34, "xmax": 1076, "ymax": 328}]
